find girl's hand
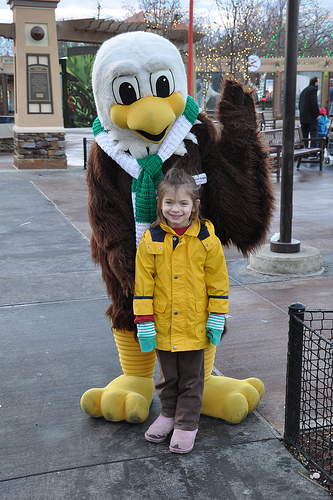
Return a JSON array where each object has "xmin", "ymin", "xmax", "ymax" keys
[
  {"xmin": 206, "ymin": 313, "xmax": 225, "ymax": 346},
  {"xmin": 137, "ymin": 322, "xmax": 157, "ymax": 353}
]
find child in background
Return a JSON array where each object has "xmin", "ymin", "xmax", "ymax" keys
[
  {"xmin": 133, "ymin": 168, "xmax": 229, "ymax": 454},
  {"xmin": 317, "ymin": 107, "xmax": 329, "ymax": 146}
]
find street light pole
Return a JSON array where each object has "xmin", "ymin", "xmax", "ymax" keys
[
  {"xmin": 187, "ymin": 0, "xmax": 194, "ymax": 96},
  {"xmin": 270, "ymin": 0, "xmax": 301, "ymax": 254}
]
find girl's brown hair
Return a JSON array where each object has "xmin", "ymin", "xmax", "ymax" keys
[{"xmin": 152, "ymin": 167, "xmax": 202, "ymax": 228}]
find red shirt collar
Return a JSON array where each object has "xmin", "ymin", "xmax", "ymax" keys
[{"xmin": 172, "ymin": 226, "xmax": 189, "ymax": 236}]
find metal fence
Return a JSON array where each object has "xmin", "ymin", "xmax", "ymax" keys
[
  {"xmin": 83, "ymin": 137, "xmax": 94, "ymax": 169},
  {"xmin": 285, "ymin": 303, "xmax": 333, "ymax": 481}
]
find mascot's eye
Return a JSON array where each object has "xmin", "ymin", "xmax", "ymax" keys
[
  {"xmin": 150, "ymin": 70, "xmax": 175, "ymax": 98},
  {"xmin": 112, "ymin": 76, "xmax": 140, "ymax": 105}
]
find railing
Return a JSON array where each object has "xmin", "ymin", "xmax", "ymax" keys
[{"xmin": 285, "ymin": 303, "xmax": 333, "ymax": 481}]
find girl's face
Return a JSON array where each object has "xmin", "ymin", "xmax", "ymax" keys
[{"xmin": 161, "ymin": 187, "xmax": 199, "ymax": 228}]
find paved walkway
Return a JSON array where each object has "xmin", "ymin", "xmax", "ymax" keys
[{"xmin": 1, "ymin": 130, "xmax": 332, "ymax": 499}]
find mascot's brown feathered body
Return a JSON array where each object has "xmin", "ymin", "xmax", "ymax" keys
[{"xmin": 81, "ymin": 31, "xmax": 274, "ymax": 425}]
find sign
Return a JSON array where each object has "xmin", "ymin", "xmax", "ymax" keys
[
  {"xmin": 28, "ymin": 65, "xmax": 51, "ymax": 102},
  {"xmin": 248, "ymin": 55, "xmax": 261, "ymax": 72},
  {"xmin": 27, "ymin": 54, "xmax": 53, "ymax": 113}
]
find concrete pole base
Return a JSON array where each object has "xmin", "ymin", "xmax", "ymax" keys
[{"xmin": 248, "ymin": 244, "xmax": 324, "ymax": 276}]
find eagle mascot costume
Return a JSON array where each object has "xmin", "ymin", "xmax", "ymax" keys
[{"xmin": 81, "ymin": 31, "xmax": 274, "ymax": 425}]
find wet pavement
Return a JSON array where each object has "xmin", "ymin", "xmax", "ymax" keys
[{"xmin": 1, "ymin": 128, "xmax": 333, "ymax": 499}]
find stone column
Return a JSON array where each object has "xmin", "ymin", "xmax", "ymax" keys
[
  {"xmin": 8, "ymin": 0, "xmax": 67, "ymax": 169},
  {"xmin": 321, "ymin": 68, "xmax": 330, "ymax": 111}
]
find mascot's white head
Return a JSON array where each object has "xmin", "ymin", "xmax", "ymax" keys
[{"xmin": 92, "ymin": 31, "xmax": 191, "ymax": 158}]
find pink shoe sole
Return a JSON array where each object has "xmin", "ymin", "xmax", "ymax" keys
[
  {"xmin": 145, "ymin": 414, "xmax": 175, "ymax": 443},
  {"xmin": 169, "ymin": 428, "xmax": 198, "ymax": 454}
]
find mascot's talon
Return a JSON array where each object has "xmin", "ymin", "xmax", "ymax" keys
[
  {"xmin": 246, "ymin": 377, "xmax": 265, "ymax": 401},
  {"xmin": 80, "ymin": 374, "xmax": 154, "ymax": 424},
  {"xmin": 202, "ymin": 376, "xmax": 264, "ymax": 424},
  {"xmin": 80, "ymin": 388, "xmax": 104, "ymax": 418},
  {"xmin": 101, "ymin": 389, "xmax": 149, "ymax": 423}
]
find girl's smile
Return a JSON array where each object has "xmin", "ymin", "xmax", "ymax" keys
[{"xmin": 161, "ymin": 187, "xmax": 199, "ymax": 228}]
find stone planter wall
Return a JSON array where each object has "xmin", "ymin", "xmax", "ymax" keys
[
  {"xmin": 0, "ymin": 137, "xmax": 14, "ymax": 153},
  {"xmin": 14, "ymin": 131, "xmax": 67, "ymax": 169}
]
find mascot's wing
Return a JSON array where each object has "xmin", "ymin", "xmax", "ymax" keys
[
  {"xmin": 203, "ymin": 79, "xmax": 274, "ymax": 255},
  {"xmin": 86, "ymin": 142, "xmax": 136, "ymax": 298}
]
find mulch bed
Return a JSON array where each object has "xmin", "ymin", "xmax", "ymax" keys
[{"xmin": 284, "ymin": 429, "xmax": 333, "ymax": 495}]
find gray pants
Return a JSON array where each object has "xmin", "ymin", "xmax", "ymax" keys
[{"xmin": 155, "ymin": 349, "xmax": 205, "ymax": 431}]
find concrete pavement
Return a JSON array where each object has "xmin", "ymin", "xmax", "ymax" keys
[{"xmin": 1, "ymin": 129, "xmax": 332, "ymax": 498}]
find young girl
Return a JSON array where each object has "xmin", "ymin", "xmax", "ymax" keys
[
  {"xmin": 133, "ymin": 168, "xmax": 229, "ymax": 454},
  {"xmin": 317, "ymin": 107, "xmax": 329, "ymax": 145}
]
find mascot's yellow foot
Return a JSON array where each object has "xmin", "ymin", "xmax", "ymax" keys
[
  {"xmin": 202, "ymin": 376, "xmax": 265, "ymax": 424},
  {"xmin": 80, "ymin": 374, "xmax": 154, "ymax": 424}
]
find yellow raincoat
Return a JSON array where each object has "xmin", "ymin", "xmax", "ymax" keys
[{"xmin": 134, "ymin": 219, "xmax": 229, "ymax": 352}]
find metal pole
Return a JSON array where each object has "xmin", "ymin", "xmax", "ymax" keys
[
  {"xmin": 284, "ymin": 302, "xmax": 305, "ymax": 444},
  {"xmin": 270, "ymin": 0, "xmax": 301, "ymax": 254},
  {"xmin": 60, "ymin": 58, "xmax": 69, "ymax": 128},
  {"xmin": 83, "ymin": 137, "xmax": 87, "ymax": 170},
  {"xmin": 187, "ymin": 0, "xmax": 194, "ymax": 96}
]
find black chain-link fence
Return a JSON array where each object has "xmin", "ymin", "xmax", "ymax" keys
[{"xmin": 285, "ymin": 303, "xmax": 333, "ymax": 482}]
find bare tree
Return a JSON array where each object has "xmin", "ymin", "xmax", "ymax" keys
[
  {"xmin": 214, "ymin": 0, "xmax": 242, "ymax": 75},
  {"xmin": 259, "ymin": 0, "xmax": 333, "ymax": 58},
  {"xmin": 260, "ymin": 0, "xmax": 286, "ymax": 58},
  {"xmin": 0, "ymin": 38, "xmax": 14, "ymax": 56},
  {"xmin": 92, "ymin": 0, "xmax": 102, "ymax": 19},
  {"xmin": 207, "ymin": 0, "xmax": 333, "ymax": 80},
  {"xmin": 213, "ymin": 0, "xmax": 265, "ymax": 79},
  {"xmin": 122, "ymin": 0, "xmax": 187, "ymax": 39},
  {"xmin": 298, "ymin": 0, "xmax": 333, "ymax": 57}
]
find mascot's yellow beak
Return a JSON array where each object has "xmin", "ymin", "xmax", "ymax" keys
[{"xmin": 110, "ymin": 93, "xmax": 185, "ymax": 143}]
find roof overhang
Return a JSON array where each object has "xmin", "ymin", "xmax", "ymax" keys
[
  {"xmin": 56, "ymin": 18, "xmax": 203, "ymax": 46},
  {"xmin": 0, "ymin": 17, "xmax": 203, "ymax": 47},
  {"xmin": 0, "ymin": 23, "xmax": 15, "ymax": 39}
]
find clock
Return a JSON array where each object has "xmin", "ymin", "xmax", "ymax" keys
[{"xmin": 248, "ymin": 55, "xmax": 261, "ymax": 72}]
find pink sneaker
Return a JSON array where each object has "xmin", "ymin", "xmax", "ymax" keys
[
  {"xmin": 169, "ymin": 429, "xmax": 198, "ymax": 454},
  {"xmin": 145, "ymin": 415, "xmax": 175, "ymax": 443}
]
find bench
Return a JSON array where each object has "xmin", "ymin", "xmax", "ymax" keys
[
  {"xmin": 205, "ymin": 109, "xmax": 216, "ymax": 119},
  {"xmin": 260, "ymin": 126, "xmax": 325, "ymax": 181},
  {"xmin": 258, "ymin": 112, "xmax": 277, "ymax": 130}
]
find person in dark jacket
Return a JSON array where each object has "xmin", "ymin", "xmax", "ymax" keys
[{"xmin": 299, "ymin": 76, "xmax": 320, "ymax": 148}]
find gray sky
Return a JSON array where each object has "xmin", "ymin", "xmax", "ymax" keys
[
  {"xmin": 0, "ymin": 0, "xmax": 218, "ymax": 23},
  {"xmin": 1, "ymin": 0, "xmax": 332, "ymax": 28}
]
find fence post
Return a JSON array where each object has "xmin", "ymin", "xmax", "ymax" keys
[
  {"xmin": 83, "ymin": 137, "xmax": 87, "ymax": 170},
  {"xmin": 284, "ymin": 302, "xmax": 306, "ymax": 444}
]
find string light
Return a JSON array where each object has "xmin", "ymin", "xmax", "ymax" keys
[{"xmin": 195, "ymin": 0, "xmax": 333, "ymax": 80}]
